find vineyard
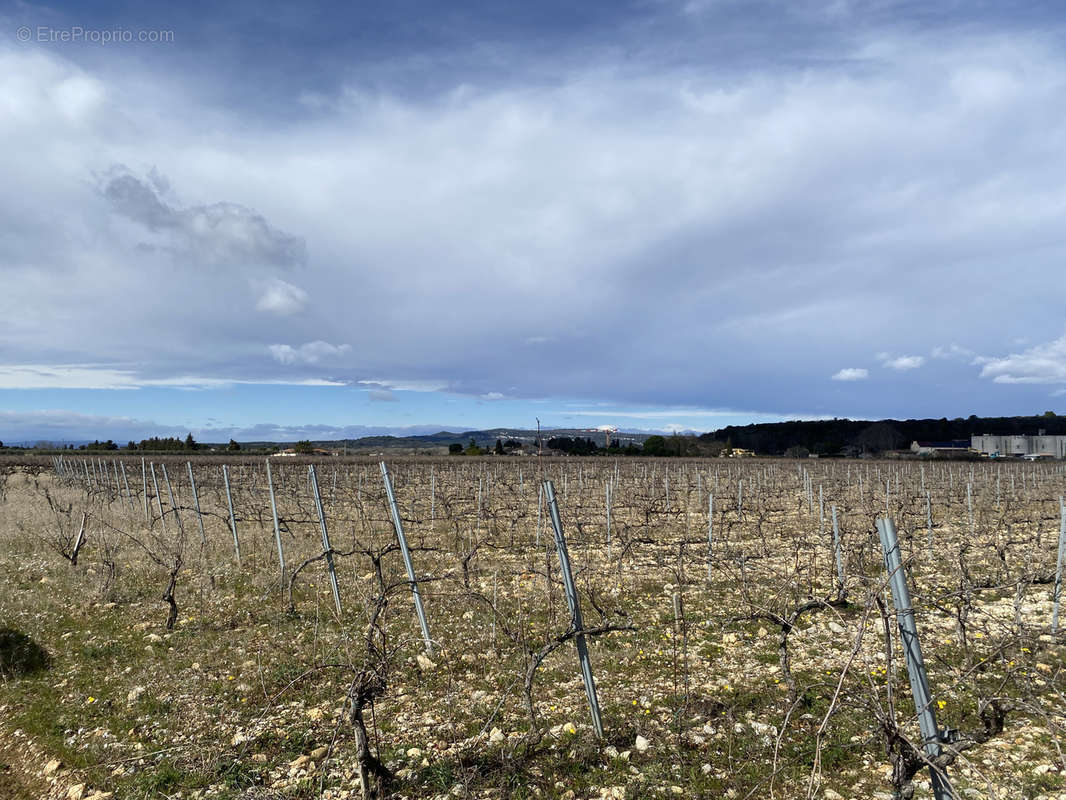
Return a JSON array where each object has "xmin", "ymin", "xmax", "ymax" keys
[{"xmin": 2, "ymin": 455, "xmax": 1066, "ymax": 800}]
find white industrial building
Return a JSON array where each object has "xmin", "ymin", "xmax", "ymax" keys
[{"xmin": 971, "ymin": 433, "xmax": 1066, "ymax": 459}]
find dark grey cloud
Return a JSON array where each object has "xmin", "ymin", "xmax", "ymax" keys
[{"xmin": 101, "ymin": 167, "xmax": 307, "ymax": 268}]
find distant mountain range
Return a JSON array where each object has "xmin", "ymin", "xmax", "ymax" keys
[
  {"xmin": 4, "ymin": 427, "xmax": 657, "ymax": 452},
  {"xmin": 277, "ymin": 427, "xmax": 656, "ymax": 453}
]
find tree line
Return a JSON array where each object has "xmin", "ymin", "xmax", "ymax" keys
[{"xmin": 700, "ymin": 412, "xmax": 1064, "ymax": 456}]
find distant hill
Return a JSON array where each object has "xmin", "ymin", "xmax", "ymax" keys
[
  {"xmin": 699, "ymin": 414, "xmax": 1066, "ymax": 456},
  {"xmin": 314, "ymin": 427, "xmax": 653, "ymax": 453}
]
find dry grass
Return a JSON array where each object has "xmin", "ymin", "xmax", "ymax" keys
[{"xmin": 1, "ymin": 457, "xmax": 1065, "ymax": 799}]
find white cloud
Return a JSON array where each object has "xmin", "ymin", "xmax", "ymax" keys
[
  {"xmin": 480, "ymin": 392, "xmax": 506, "ymax": 400},
  {"xmin": 0, "ymin": 365, "xmax": 142, "ymax": 390},
  {"xmin": 931, "ymin": 343, "xmax": 974, "ymax": 360},
  {"xmin": 255, "ymin": 279, "xmax": 308, "ymax": 315},
  {"xmin": 978, "ymin": 332, "xmax": 1066, "ymax": 384},
  {"xmin": 268, "ymin": 341, "xmax": 351, "ymax": 365},
  {"xmin": 0, "ymin": 364, "xmax": 345, "ymax": 390},
  {"xmin": 831, "ymin": 368, "xmax": 868, "ymax": 381},
  {"xmin": 881, "ymin": 355, "xmax": 925, "ymax": 370},
  {"xmin": 358, "ymin": 379, "xmax": 449, "ymax": 392}
]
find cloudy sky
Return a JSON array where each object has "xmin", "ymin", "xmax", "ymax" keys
[{"xmin": 2, "ymin": 1, "xmax": 1066, "ymax": 443}]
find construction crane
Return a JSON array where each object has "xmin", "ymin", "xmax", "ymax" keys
[{"xmin": 587, "ymin": 425, "xmax": 619, "ymax": 448}]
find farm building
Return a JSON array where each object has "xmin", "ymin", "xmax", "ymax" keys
[
  {"xmin": 270, "ymin": 448, "xmax": 337, "ymax": 457},
  {"xmin": 970, "ymin": 433, "xmax": 1066, "ymax": 459},
  {"xmin": 910, "ymin": 440, "xmax": 971, "ymax": 456}
]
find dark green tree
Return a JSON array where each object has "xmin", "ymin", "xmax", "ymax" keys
[
  {"xmin": 228, "ymin": 439, "xmax": 241, "ymax": 451},
  {"xmin": 137, "ymin": 436, "xmax": 185, "ymax": 451},
  {"xmin": 84, "ymin": 439, "xmax": 118, "ymax": 451},
  {"xmin": 642, "ymin": 435, "xmax": 666, "ymax": 456},
  {"xmin": 855, "ymin": 422, "xmax": 902, "ymax": 454}
]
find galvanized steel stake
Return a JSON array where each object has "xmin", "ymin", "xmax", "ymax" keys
[
  {"xmin": 150, "ymin": 463, "xmax": 166, "ymax": 535},
  {"xmin": 161, "ymin": 463, "xmax": 183, "ymax": 538},
  {"xmin": 925, "ymin": 491, "xmax": 934, "ymax": 559},
  {"xmin": 1052, "ymin": 496, "xmax": 1066, "ymax": 634},
  {"xmin": 187, "ymin": 462, "xmax": 206, "ymax": 545},
  {"xmin": 309, "ymin": 465, "xmax": 342, "ymax": 617},
  {"xmin": 707, "ymin": 493, "xmax": 714, "ymax": 581},
  {"xmin": 831, "ymin": 505, "xmax": 845, "ymax": 596},
  {"xmin": 141, "ymin": 458, "xmax": 149, "ymax": 523},
  {"xmin": 381, "ymin": 462, "xmax": 434, "ymax": 655},
  {"xmin": 536, "ymin": 483, "xmax": 543, "ymax": 547},
  {"xmin": 605, "ymin": 481, "xmax": 612, "ymax": 559},
  {"xmin": 876, "ymin": 518, "xmax": 953, "ymax": 800},
  {"xmin": 120, "ymin": 461, "xmax": 135, "ymax": 514},
  {"xmin": 967, "ymin": 483, "xmax": 974, "ymax": 535},
  {"xmin": 544, "ymin": 480, "xmax": 604, "ymax": 739},
  {"xmin": 222, "ymin": 465, "xmax": 241, "ymax": 564},
  {"xmin": 266, "ymin": 460, "xmax": 286, "ymax": 588}
]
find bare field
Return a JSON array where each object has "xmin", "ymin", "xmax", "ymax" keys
[{"xmin": 2, "ymin": 456, "xmax": 1066, "ymax": 800}]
